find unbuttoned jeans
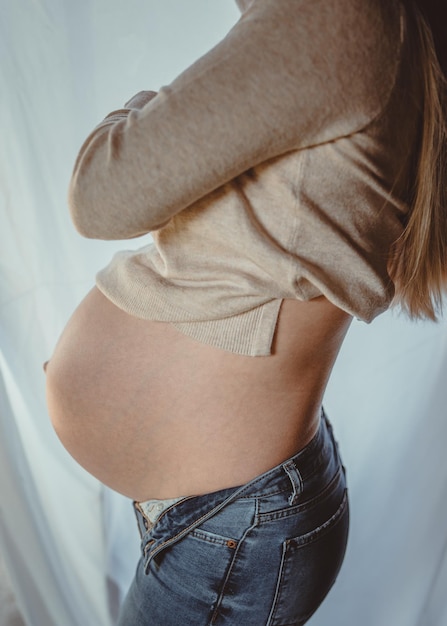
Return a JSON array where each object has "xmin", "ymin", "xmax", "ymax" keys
[{"xmin": 117, "ymin": 410, "xmax": 349, "ymax": 625}]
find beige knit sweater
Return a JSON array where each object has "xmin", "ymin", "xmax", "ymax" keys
[{"xmin": 68, "ymin": 0, "xmax": 421, "ymax": 356}]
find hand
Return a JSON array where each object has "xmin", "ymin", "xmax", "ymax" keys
[{"xmin": 124, "ymin": 90, "xmax": 158, "ymax": 110}]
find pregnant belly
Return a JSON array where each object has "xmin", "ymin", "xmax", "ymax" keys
[
  {"xmin": 45, "ymin": 287, "xmax": 350, "ymax": 501},
  {"xmin": 46, "ymin": 287, "xmax": 186, "ymax": 499}
]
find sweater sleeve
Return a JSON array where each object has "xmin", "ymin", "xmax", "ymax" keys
[{"xmin": 68, "ymin": 0, "xmax": 402, "ymax": 240}]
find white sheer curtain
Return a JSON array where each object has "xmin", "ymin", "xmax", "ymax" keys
[{"xmin": 0, "ymin": 1, "xmax": 446, "ymax": 625}]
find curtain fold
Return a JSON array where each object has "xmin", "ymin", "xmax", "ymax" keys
[
  {"xmin": 311, "ymin": 314, "xmax": 447, "ymax": 625},
  {"xmin": 1, "ymin": 1, "xmax": 446, "ymax": 625},
  {"xmin": 0, "ymin": 351, "xmax": 110, "ymax": 626}
]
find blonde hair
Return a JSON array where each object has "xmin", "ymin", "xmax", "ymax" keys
[{"xmin": 389, "ymin": 1, "xmax": 447, "ymax": 321}]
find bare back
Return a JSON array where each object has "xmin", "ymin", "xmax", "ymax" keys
[{"xmin": 46, "ymin": 288, "xmax": 351, "ymax": 501}]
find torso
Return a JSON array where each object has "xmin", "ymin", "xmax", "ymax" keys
[{"xmin": 45, "ymin": 287, "xmax": 351, "ymax": 501}]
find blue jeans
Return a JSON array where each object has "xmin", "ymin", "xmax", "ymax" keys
[{"xmin": 117, "ymin": 410, "xmax": 349, "ymax": 625}]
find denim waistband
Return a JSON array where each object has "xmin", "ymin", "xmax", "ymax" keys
[{"xmin": 133, "ymin": 408, "xmax": 342, "ymax": 569}]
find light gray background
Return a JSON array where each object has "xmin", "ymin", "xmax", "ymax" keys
[{"xmin": 1, "ymin": 1, "xmax": 446, "ymax": 624}]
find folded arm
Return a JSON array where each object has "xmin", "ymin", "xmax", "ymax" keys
[{"xmin": 68, "ymin": 0, "xmax": 401, "ymax": 240}]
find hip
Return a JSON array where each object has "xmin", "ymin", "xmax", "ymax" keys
[{"xmin": 119, "ymin": 410, "xmax": 349, "ymax": 625}]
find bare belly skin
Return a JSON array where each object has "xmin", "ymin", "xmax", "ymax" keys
[{"xmin": 45, "ymin": 287, "xmax": 351, "ymax": 501}]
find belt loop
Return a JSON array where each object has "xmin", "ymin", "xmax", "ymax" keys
[{"xmin": 282, "ymin": 460, "xmax": 303, "ymax": 505}]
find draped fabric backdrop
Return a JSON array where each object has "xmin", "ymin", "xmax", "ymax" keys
[{"xmin": 0, "ymin": 1, "xmax": 446, "ymax": 625}]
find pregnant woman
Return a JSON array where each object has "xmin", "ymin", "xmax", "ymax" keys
[{"xmin": 45, "ymin": 0, "xmax": 447, "ymax": 623}]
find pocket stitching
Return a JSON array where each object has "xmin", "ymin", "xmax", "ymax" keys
[
  {"xmin": 267, "ymin": 489, "xmax": 349, "ymax": 626},
  {"xmin": 257, "ymin": 467, "xmax": 342, "ymax": 524},
  {"xmin": 289, "ymin": 489, "xmax": 348, "ymax": 548},
  {"xmin": 190, "ymin": 527, "xmax": 239, "ymax": 547}
]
